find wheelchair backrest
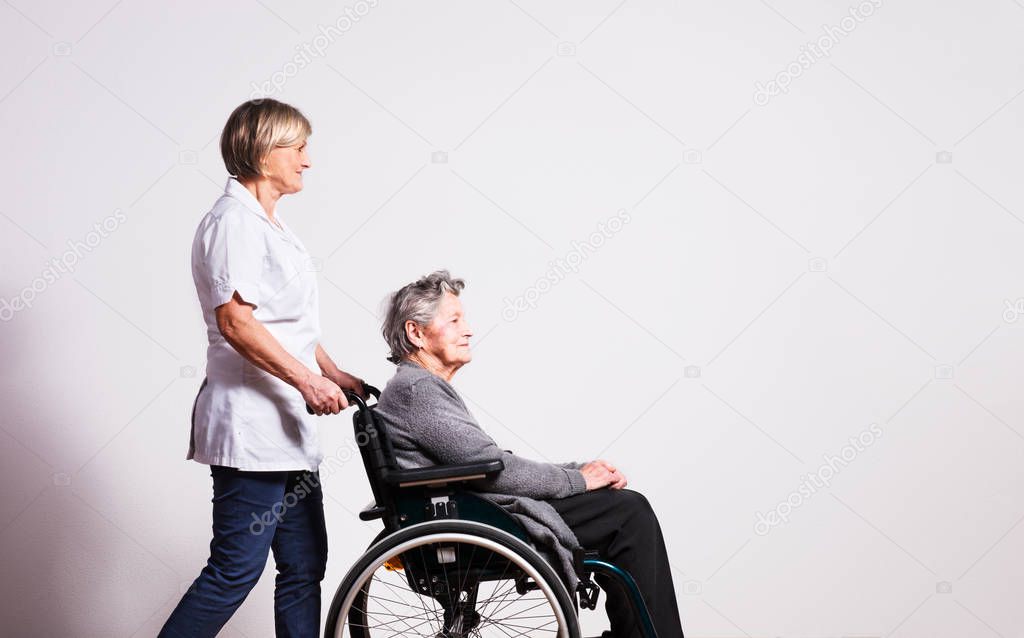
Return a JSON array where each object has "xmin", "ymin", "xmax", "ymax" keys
[{"xmin": 349, "ymin": 393, "xmax": 400, "ymax": 516}]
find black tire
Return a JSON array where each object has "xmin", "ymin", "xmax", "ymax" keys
[{"xmin": 325, "ymin": 520, "xmax": 580, "ymax": 638}]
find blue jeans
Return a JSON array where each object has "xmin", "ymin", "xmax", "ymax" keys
[{"xmin": 159, "ymin": 465, "xmax": 328, "ymax": 638}]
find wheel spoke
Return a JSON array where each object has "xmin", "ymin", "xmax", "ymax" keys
[
  {"xmin": 364, "ymin": 562, "xmax": 439, "ymax": 636},
  {"xmin": 332, "ymin": 527, "xmax": 570, "ymax": 638}
]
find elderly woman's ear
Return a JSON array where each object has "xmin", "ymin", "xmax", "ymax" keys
[{"xmin": 404, "ymin": 320, "xmax": 425, "ymax": 349}]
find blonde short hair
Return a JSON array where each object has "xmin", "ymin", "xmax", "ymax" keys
[{"xmin": 220, "ymin": 99, "xmax": 312, "ymax": 181}]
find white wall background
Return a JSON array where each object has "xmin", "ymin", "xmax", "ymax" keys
[{"xmin": 1, "ymin": 1, "xmax": 1022, "ymax": 636}]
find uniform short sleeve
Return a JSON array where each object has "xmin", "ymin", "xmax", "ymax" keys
[{"xmin": 196, "ymin": 210, "xmax": 264, "ymax": 309}]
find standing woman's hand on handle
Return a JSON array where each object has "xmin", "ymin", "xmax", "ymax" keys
[{"xmin": 300, "ymin": 373, "xmax": 347, "ymax": 415}]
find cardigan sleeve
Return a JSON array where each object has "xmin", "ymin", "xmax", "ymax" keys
[{"xmin": 405, "ymin": 376, "xmax": 587, "ymax": 499}]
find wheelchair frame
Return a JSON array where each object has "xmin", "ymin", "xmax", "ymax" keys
[{"xmin": 325, "ymin": 386, "xmax": 658, "ymax": 638}]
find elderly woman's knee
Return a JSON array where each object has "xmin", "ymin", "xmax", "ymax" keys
[
  {"xmin": 619, "ymin": 489, "xmax": 653, "ymax": 511},
  {"xmin": 613, "ymin": 489, "xmax": 660, "ymax": 530},
  {"xmin": 603, "ymin": 488, "xmax": 651, "ymax": 519}
]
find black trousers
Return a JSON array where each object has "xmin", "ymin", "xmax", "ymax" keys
[{"xmin": 548, "ymin": 489, "xmax": 684, "ymax": 638}]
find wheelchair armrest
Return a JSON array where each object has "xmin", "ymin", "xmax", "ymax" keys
[
  {"xmin": 384, "ymin": 460, "xmax": 504, "ymax": 488},
  {"xmin": 359, "ymin": 503, "xmax": 386, "ymax": 521}
]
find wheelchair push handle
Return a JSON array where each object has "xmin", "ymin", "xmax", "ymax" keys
[{"xmin": 305, "ymin": 383, "xmax": 380, "ymax": 415}]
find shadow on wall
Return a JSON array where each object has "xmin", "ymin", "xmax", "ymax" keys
[{"xmin": 0, "ymin": 289, "xmax": 224, "ymax": 636}]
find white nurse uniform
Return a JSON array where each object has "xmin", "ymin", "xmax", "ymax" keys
[{"xmin": 188, "ymin": 177, "xmax": 323, "ymax": 471}]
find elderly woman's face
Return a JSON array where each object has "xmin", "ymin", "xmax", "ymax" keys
[
  {"xmin": 264, "ymin": 139, "xmax": 311, "ymax": 194},
  {"xmin": 415, "ymin": 292, "xmax": 473, "ymax": 369}
]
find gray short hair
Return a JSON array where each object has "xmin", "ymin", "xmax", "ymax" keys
[{"xmin": 382, "ymin": 270, "xmax": 465, "ymax": 364}]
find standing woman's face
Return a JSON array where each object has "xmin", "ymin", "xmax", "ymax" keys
[{"xmin": 263, "ymin": 139, "xmax": 311, "ymax": 195}]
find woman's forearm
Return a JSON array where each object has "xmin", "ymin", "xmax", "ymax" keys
[
  {"xmin": 481, "ymin": 452, "xmax": 587, "ymax": 499},
  {"xmin": 406, "ymin": 379, "xmax": 587, "ymax": 498},
  {"xmin": 217, "ymin": 295, "xmax": 313, "ymax": 392},
  {"xmin": 315, "ymin": 343, "xmax": 340, "ymax": 376}
]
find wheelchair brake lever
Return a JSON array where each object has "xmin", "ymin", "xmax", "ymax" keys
[
  {"xmin": 577, "ymin": 578, "xmax": 600, "ymax": 611},
  {"xmin": 573, "ymin": 547, "xmax": 602, "ymax": 611}
]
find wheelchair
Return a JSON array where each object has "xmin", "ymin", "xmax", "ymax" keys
[{"xmin": 324, "ymin": 386, "xmax": 659, "ymax": 638}]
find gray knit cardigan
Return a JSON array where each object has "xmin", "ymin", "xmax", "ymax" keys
[{"xmin": 373, "ymin": 360, "xmax": 587, "ymax": 587}]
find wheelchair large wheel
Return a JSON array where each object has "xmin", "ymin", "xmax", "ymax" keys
[{"xmin": 326, "ymin": 520, "xmax": 580, "ymax": 638}]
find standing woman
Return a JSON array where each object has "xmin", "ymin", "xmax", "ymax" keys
[{"xmin": 160, "ymin": 99, "xmax": 364, "ymax": 638}]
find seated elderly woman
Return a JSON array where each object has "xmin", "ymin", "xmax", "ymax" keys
[{"xmin": 373, "ymin": 270, "xmax": 685, "ymax": 638}]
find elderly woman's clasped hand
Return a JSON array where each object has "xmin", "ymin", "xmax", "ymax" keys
[{"xmin": 580, "ymin": 459, "xmax": 628, "ymax": 491}]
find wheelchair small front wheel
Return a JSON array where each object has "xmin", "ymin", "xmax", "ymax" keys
[{"xmin": 326, "ymin": 520, "xmax": 580, "ymax": 638}]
